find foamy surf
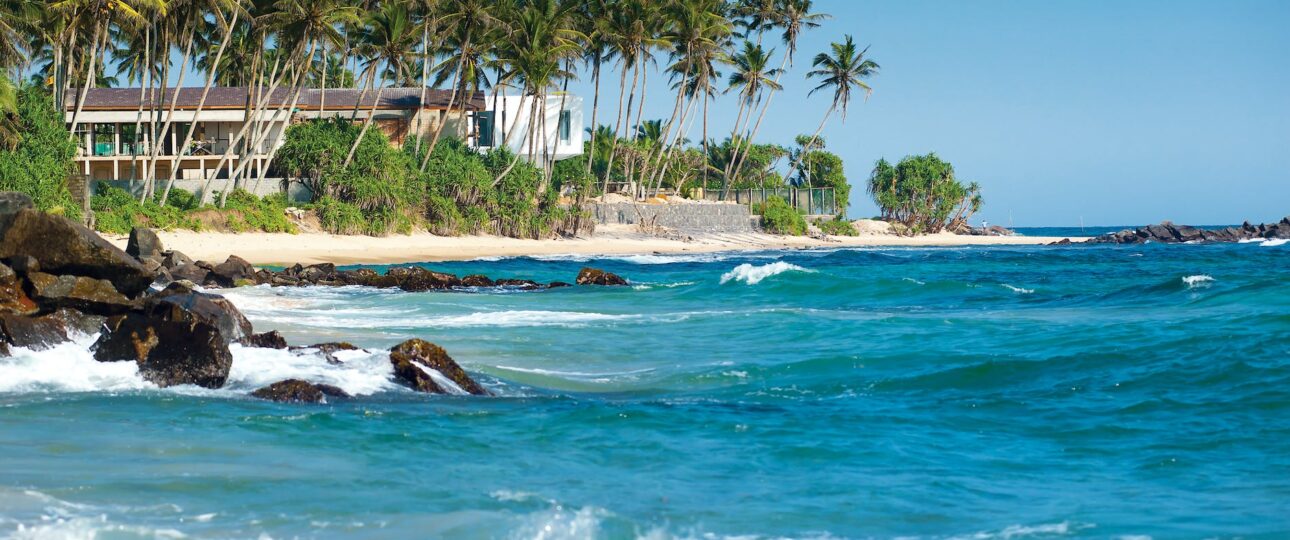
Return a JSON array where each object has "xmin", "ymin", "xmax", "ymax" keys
[
  {"xmin": 1261, "ymin": 238, "xmax": 1288, "ymax": 247},
  {"xmin": 1182, "ymin": 274, "xmax": 1214, "ymax": 288},
  {"xmin": 1002, "ymin": 284, "xmax": 1035, "ymax": 294},
  {"xmin": 720, "ymin": 261, "xmax": 812, "ymax": 285}
]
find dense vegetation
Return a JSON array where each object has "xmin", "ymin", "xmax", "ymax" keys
[
  {"xmin": 754, "ymin": 196, "xmax": 807, "ymax": 236},
  {"xmin": 0, "ymin": 85, "xmax": 81, "ymax": 220},
  {"xmin": 276, "ymin": 119, "xmax": 590, "ymax": 237},
  {"xmin": 867, "ymin": 153, "xmax": 983, "ymax": 234}
]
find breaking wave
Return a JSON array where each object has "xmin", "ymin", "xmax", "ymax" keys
[
  {"xmin": 1182, "ymin": 274, "xmax": 1215, "ymax": 288},
  {"xmin": 720, "ymin": 261, "xmax": 812, "ymax": 285}
]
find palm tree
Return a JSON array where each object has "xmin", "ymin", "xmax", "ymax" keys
[
  {"xmin": 598, "ymin": 0, "xmax": 666, "ymax": 193},
  {"xmin": 720, "ymin": 40, "xmax": 780, "ymax": 195},
  {"xmin": 342, "ymin": 1, "xmax": 418, "ymax": 167},
  {"xmin": 422, "ymin": 0, "xmax": 494, "ymax": 160},
  {"xmin": 52, "ymin": 0, "xmax": 158, "ymax": 139},
  {"xmin": 784, "ymin": 34, "xmax": 879, "ymax": 184},
  {"xmin": 579, "ymin": 0, "xmax": 611, "ymax": 177}
]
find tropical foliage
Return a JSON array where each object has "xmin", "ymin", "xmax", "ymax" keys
[
  {"xmin": 0, "ymin": 0, "xmax": 892, "ymax": 235},
  {"xmin": 867, "ymin": 153, "xmax": 983, "ymax": 234},
  {"xmin": 754, "ymin": 195, "xmax": 806, "ymax": 235},
  {"xmin": 0, "ymin": 85, "xmax": 81, "ymax": 220}
]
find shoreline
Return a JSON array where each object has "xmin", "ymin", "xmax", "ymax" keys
[{"xmin": 105, "ymin": 225, "xmax": 1084, "ymax": 266}]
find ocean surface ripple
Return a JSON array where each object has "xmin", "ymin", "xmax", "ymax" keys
[{"xmin": 1, "ymin": 243, "xmax": 1288, "ymax": 539}]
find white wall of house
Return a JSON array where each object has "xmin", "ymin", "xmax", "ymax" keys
[{"xmin": 476, "ymin": 94, "xmax": 583, "ymax": 161}]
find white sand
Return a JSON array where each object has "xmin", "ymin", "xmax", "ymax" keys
[{"xmin": 105, "ymin": 224, "xmax": 1084, "ymax": 266}]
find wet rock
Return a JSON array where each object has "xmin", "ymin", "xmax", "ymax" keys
[
  {"xmin": 149, "ymin": 283, "xmax": 253, "ymax": 344},
  {"xmin": 126, "ymin": 227, "xmax": 164, "ymax": 264},
  {"xmin": 1088, "ymin": 218, "xmax": 1290, "ymax": 244},
  {"xmin": 25, "ymin": 272, "xmax": 136, "ymax": 315},
  {"xmin": 0, "ymin": 262, "xmax": 38, "ymax": 315},
  {"xmin": 251, "ymin": 379, "xmax": 349, "ymax": 403},
  {"xmin": 460, "ymin": 274, "xmax": 495, "ymax": 288},
  {"xmin": 297, "ymin": 263, "xmax": 337, "ymax": 284},
  {"xmin": 399, "ymin": 267, "xmax": 461, "ymax": 292},
  {"xmin": 0, "ymin": 208, "xmax": 155, "ymax": 297},
  {"xmin": 209, "ymin": 255, "xmax": 255, "ymax": 288},
  {"xmin": 291, "ymin": 342, "xmax": 360, "ymax": 364},
  {"xmin": 576, "ymin": 267, "xmax": 628, "ymax": 286},
  {"xmin": 240, "ymin": 330, "xmax": 288, "ymax": 349},
  {"xmin": 170, "ymin": 263, "xmax": 211, "ymax": 285},
  {"xmin": 389, "ymin": 338, "xmax": 488, "ymax": 395},
  {"xmin": 3, "ymin": 255, "xmax": 39, "ymax": 276},
  {"xmin": 43, "ymin": 307, "xmax": 106, "ymax": 336},
  {"xmin": 495, "ymin": 278, "xmax": 542, "ymax": 290},
  {"xmin": 92, "ymin": 309, "xmax": 233, "ymax": 389},
  {"xmin": 0, "ymin": 312, "xmax": 70, "ymax": 350},
  {"xmin": 160, "ymin": 250, "xmax": 194, "ymax": 270},
  {"xmin": 337, "ymin": 268, "xmax": 378, "ymax": 286},
  {"xmin": 547, "ymin": 281, "xmax": 572, "ymax": 288}
]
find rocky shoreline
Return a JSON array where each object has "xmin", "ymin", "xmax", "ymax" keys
[
  {"xmin": 0, "ymin": 191, "xmax": 630, "ymax": 403},
  {"xmin": 1082, "ymin": 217, "xmax": 1290, "ymax": 244}
]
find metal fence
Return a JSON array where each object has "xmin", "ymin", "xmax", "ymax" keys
[{"xmin": 699, "ymin": 187, "xmax": 838, "ymax": 216}]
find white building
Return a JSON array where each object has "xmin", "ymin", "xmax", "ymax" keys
[{"xmin": 63, "ymin": 87, "xmax": 583, "ymax": 196}]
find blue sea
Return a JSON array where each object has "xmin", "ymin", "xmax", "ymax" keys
[{"xmin": 2, "ymin": 240, "xmax": 1288, "ymax": 539}]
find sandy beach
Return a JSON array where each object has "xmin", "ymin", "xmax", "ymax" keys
[{"xmin": 105, "ymin": 224, "xmax": 1084, "ymax": 265}]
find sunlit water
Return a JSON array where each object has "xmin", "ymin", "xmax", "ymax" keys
[{"xmin": 2, "ymin": 241, "xmax": 1288, "ymax": 539}]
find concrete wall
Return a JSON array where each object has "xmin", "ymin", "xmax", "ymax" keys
[
  {"xmin": 591, "ymin": 203, "xmax": 759, "ymax": 234},
  {"xmin": 479, "ymin": 94, "xmax": 583, "ymax": 161}
]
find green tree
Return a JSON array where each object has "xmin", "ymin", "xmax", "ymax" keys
[
  {"xmin": 785, "ymin": 34, "xmax": 879, "ymax": 183},
  {"xmin": 0, "ymin": 85, "xmax": 80, "ymax": 220},
  {"xmin": 867, "ymin": 153, "xmax": 983, "ymax": 234}
]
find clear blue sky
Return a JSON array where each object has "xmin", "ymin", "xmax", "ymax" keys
[{"xmin": 564, "ymin": 0, "xmax": 1290, "ymax": 226}]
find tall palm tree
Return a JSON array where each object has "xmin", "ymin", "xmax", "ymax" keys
[
  {"xmin": 720, "ymin": 40, "xmax": 780, "ymax": 194},
  {"xmin": 422, "ymin": 0, "xmax": 494, "ymax": 160},
  {"xmin": 52, "ymin": 0, "xmax": 158, "ymax": 139},
  {"xmin": 579, "ymin": 0, "xmax": 611, "ymax": 176},
  {"xmin": 342, "ymin": 1, "xmax": 418, "ymax": 167},
  {"xmin": 598, "ymin": 0, "xmax": 666, "ymax": 193},
  {"xmin": 784, "ymin": 34, "xmax": 879, "ymax": 184}
]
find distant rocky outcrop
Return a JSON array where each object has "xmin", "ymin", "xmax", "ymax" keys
[
  {"xmin": 1086, "ymin": 218, "xmax": 1290, "ymax": 244},
  {"xmin": 575, "ymin": 267, "xmax": 629, "ymax": 286},
  {"xmin": 251, "ymin": 379, "xmax": 349, "ymax": 403}
]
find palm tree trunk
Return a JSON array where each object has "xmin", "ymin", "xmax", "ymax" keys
[
  {"xmin": 783, "ymin": 103, "xmax": 835, "ymax": 186},
  {"xmin": 160, "ymin": 10, "xmax": 241, "ymax": 206},
  {"xmin": 600, "ymin": 65, "xmax": 629, "ymax": 193},
  {"xmin": 66, "ymin": 21, "xmax": 103, "ymax": 139},
  {"xmin": 424, "ymin": 27, "xmax": 472, "ymax": 161},
  {"xmin": 584, "ymin": 56, "xmax": 601, "ymax": 175},
  {"xmin": 199, "ymin": 43, "xmax": 290, "ymax": 205},
  {"xmin": 343, "ymin": 74, "xmax": 385, "ymax": 167},
  {"xmin": 131, "ymin": 24, "xmax": 151, "ymax": 199},
  {"xmin": 491, "ymin": 92, "xmax": 540, "ymax": 187},
  {"xmin": 413, "ymin": 24, "xmax": 430, "ymax": 157},
  {"xmin": 143, "ymin": 34, "xmax": 196, "ymax": 196}
]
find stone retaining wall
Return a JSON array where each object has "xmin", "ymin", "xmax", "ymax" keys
[{"xmin": 591, "ymin": 203, "xmax": 759, "ymax": 234}]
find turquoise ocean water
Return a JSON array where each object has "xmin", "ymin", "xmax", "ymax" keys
[{"xmin": 1, "ymin": 240, "xmax": 1288, "ymax": 538}]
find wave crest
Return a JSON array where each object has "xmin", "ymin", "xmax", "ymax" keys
[{"xmin": 720, "ymin": 262, "xmax": 812, "ymax": 285}]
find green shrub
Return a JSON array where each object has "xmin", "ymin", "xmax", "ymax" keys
[
  {"xmin": 221, "ymin": 189, "xmax": 297, "ymax": 233},
  {"xmin": 0, "ymin": 85, "xmax": 81, "ymax": 220},
  {"xmin": 90, "ymin": 182, "xmax": 201, "ymax": 233},
  {"xmin": 816, "ymin": 216, "xmax": 857, "ymax": 236},
  {"xmin": 315, "ymin": 196, "xmax": 366, "ymax": 235},
  {"xmin": 755, "ymin": 196, "xmax": 807, "ymax": 236}
]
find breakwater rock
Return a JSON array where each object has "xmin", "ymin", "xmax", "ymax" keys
[
  {"xmin": 0, "ymin": 192, "xmax": 491, "ymax": 401},
  {"xmin": 1086, "ymin": 217, "xmax": 1290, "ymax": 244}
]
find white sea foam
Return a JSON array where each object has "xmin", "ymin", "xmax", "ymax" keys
[
  {"xmin": 902, "ymin": 277, "xmax": 926, "ymax": 285},
  {"xmin": 413, "ymin": 363, "xmax": 469, "ymax": 395},
  {"xmin": 224, "ymin": 344, "xmax": 398, "ymax": 396},
  {"xmin": 511, "ymin": 505, "xmax": 607, "ymax": 540},
  {"xmin": 1181, "ymin": 274, "xmax": 1214, "ymax": 288},
  {"xmin": 1001, "ymin": 284, "xmax": 1035, "ymax": 294},
  {"xmin": 952, "ymin": 520, "xmax": 1090, "ymax": 539},
  {"xmin": 0, "ymin": 334, "xmax": 154, "ymax": 393},
  {"xmin": 1261, "ymin": 238, "xmax": 1288, "ymax": 247},
  {"xmin": 720, "ymin": 262, "xmax": 812, "ymax": 285}
]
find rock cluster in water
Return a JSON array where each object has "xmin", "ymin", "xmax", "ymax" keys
[
  {"xmin": 1085, "ymin": 218, "xmax": 1290, "ymax": 244},
  {"xmin": 0, "ymin": 191, "xmax": 636, "ymax": 402}
]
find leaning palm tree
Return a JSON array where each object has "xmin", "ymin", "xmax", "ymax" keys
[
  {"xmin": 784, "ymin": 34, "xmax": 879, "ymax": 184},
  {"xmin": 342, "ymin": 1, "xmax": 418, "ymax": 167},
  {"xmin": 720, "ymin": 40, "xmax": 780, "ymax": 194},
  {"xmin": 52, "ymin": 0, "xmax": 158, "ymax": 139},
  {"xmin": 422, "ymin": 0, "xmax": 494, "ymax": 159}
]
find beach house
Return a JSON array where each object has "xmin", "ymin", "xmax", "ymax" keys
[{"xmin": 63, "ymin": 87, "xmax": 583, "ymax": 196}]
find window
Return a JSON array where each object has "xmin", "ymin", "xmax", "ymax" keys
[
  {"xmin": 476, "ymin": 111, "xmax": 496, "ymax": 147},
  {"xmin": 558, "ymin": 110, "xmax": 571, "ymax": 143},
  {"xmin": 92, "ymin": 123, "xmax": 115, "ymax": 156},
  {"xmin": 119, "ymin": 124, "xmax": 140, "ymax": 155}
]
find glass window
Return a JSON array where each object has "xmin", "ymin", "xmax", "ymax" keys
[
  {"xmin": 119, "ymin": 124, "xmax": 139, "ymax": 155},
  {"xmin": 72, "ymin": 123, "xmax": 92, "ymax": 155},
  {"xmin": 93, "ymin": 123, "xmax": 116, "ymax": 156},
  {"xmin": 558, "ymin": 110, "xmax": 571, "ymax": 143}
]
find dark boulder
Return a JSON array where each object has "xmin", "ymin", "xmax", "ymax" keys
[
  {"xmin": 43, "ymin": 307, "xmax": 107, "ymax": 337},
  {"xmin": 291, "ymin": 342, "xmax": 360, "ymax": 364},
  {"xmin": 0, "ymin": 208, "xmax": 155, "ymax": 297},
  {"xmin": 170, "ymin": 263, "xmax": 211, "ymax": 285},
  {"xmin": 240, "ymin": 330, "xmax": 288, "ymax": 349},
  {"xmin": 126, "ymin": 227, "xmax": 164, "ymax": 264},
  {"xmin": 297, "ymin": 263, "xmax": 337, "ymax": 284},
  {"xmin": 251, "ymin": 379, "xmax": 349, "ymax": 403},
  {"xmin": 389, "ymin": 338, "xmax": 488, "ymax": 395},
  {"xmin": 399, "ymin": 267, "xmax": 461, "ymax": 291},
  {"xmin": 460, "ymin": 274, "xmax": 495, "ymax": 288},
  {"xmin": 209, "ymin": 255, "xmax": 255, "ymax": 288},
  {"xmin": 160, "ymin": 250, "xmax": 194, "ymax": 270},
  {"xmin": 93, "ymin": 310, "xmax": 233, "ymax": 389},
  {"xmin": 149, "ymin": 283, "xmax": 253, "ymax": 344},
  {"xmin": 3, "ymin": 255, "xmax": 39, "ymax": 276},
  {"xmin": 0, "ymin": 312, "xmax": 70, "ymax": 350},
  {"xmin": 0, "ymin": 262, "xmax": 38, "ymax": 315},
  {"xmin": 547, "ymin": 281, "xmax": 572, "ymax": 288},
  {"xmin": 495, "ymin": 278, "xmax": 542, "ymax": 289},
  {"xmin": 337, "ymin": 268, "xmax": 378, "ymax": 286},
  {"xmin": 576, "ymin": 267, "xmax": 628, "ymax": 286},
  {"xmin": 25, "ymin": 272, "xmax": 136, "ymax": 315}
]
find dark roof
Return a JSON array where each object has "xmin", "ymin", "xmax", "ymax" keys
[{"xmin": 66, "ymin": 87, "xmax": 484, "ymax": 111}]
